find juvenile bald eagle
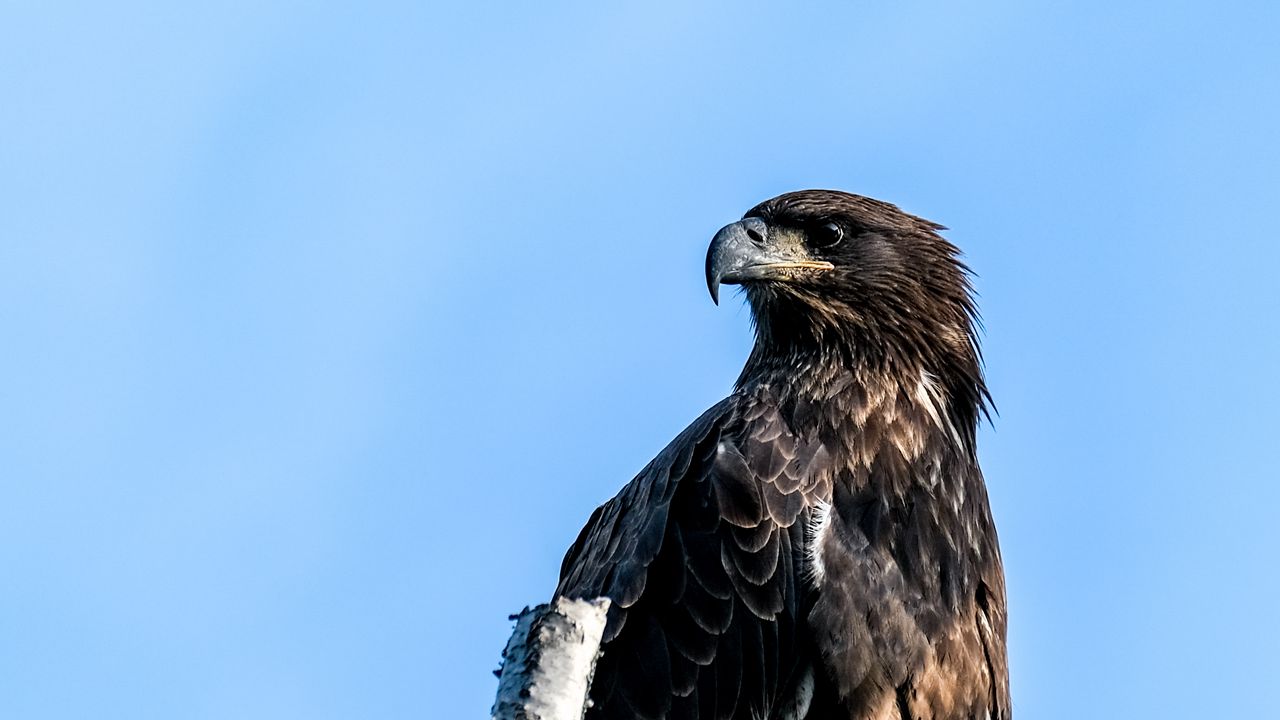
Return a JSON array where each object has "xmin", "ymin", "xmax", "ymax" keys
[{"xmin": 555, "ymin": 190, "xmax": 1008, "ymax": 720}]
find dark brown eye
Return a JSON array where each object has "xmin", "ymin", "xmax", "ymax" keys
[{"xmin": 810, "ymin": 222, "xmax": 843, "ymax": 249}]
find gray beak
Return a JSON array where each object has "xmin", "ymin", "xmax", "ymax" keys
[
  {"xmin": 705, "ymin": 217, "xmax": 833, "ymax": 304},
  {"xmin": 705, "ymin": 218, "xmax": 770, "ymax": 305}
]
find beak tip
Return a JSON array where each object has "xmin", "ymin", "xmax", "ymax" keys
[{"xmin": 706, "ymin": 255, "xmax": 721, "ymax": 306}]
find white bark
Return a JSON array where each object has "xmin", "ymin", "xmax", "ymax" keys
[{"xmin": 491, "ymin": 597, "xmax": 611, "ymax": 720}]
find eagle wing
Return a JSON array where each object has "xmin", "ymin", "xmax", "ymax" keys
[{"xmin": 556, "ymin": 395, "xmax": 832, "ymax": 720}]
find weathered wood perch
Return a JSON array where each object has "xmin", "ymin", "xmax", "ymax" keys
[{"xmin": 491, "ymin": 597, "xmax": 611, "ymax": 720}]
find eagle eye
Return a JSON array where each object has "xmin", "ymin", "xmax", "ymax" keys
[{"xmin": 810, "ymin": 222, "xmax": 844, "ymax": 249}]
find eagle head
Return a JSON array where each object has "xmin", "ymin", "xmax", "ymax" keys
[{"xmin": 707, "ymin": 189, "xmax": 989, "ymax": 432}]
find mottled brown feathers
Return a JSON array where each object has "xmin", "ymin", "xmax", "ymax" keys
[{"xmin": 555, "ymin": 190, "xmax": 1008, "ymax": 719}]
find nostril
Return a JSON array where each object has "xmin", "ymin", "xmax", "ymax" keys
[{"xmin": 737, "ymin": 217, "xmax": 769, "ymax": 246}]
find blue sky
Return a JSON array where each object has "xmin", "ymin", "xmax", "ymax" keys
[{"xmin": 3, "ymin": 1, "xmax": 1278, "ymax": 718}]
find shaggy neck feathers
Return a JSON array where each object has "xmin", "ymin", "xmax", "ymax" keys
[{"xmin": 735, "ymin": 307, "xmax": 987, "ymax": 463}]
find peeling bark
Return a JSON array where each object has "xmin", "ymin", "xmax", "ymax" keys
[{"xmin": 491, "ymin": 597, "xmax": 611, "ymax": 720}]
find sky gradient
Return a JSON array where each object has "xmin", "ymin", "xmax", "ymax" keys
[{"xmin": 3, "ymin": 2, "xmax": 1279, "ymax": 718}]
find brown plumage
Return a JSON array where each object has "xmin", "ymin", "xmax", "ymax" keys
[{"xmin": 556, "ymin": 190, "xmax": 1008, "ymax": 719}]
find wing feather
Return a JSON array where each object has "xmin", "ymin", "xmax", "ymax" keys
[{"xmin": 555, "ymin": 395, "xmax": 833, "ymax": 719}]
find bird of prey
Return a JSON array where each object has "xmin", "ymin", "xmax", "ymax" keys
[{"xmin": 555, "ymin": 190, "xmax": 1008, "ymax": 720}]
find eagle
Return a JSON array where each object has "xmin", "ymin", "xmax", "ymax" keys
[{"xmin": 555, "ymin": 190, "xmax": 1009, "ymax": 720}]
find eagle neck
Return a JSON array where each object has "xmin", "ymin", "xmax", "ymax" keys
[
  {"xmin": 736, "ymin": 341, "xmax": 979, "ymax": 467},
  {"xmin": 737, "ymin": 324, "xmax": 986, "ymax": 458}
]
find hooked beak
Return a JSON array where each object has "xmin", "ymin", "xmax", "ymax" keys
[{"xmin": 704, "ymin": 218, "xmax": 834, "ymax": 304}]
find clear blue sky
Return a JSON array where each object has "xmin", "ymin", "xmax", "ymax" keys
[{"xmin": 3, "ymin": 2, "xmax": 1278, "ymax": 718}]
